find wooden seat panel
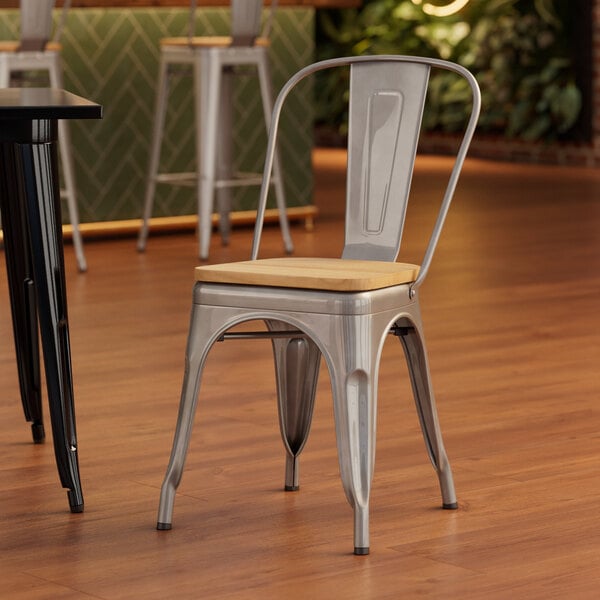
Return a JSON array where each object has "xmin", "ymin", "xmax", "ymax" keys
[{"xmin": 195, "ymin": 257, "xmax": 420, "ymax": 291}]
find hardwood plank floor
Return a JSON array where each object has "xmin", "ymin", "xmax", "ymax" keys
[{"xmin": 0, "ymin": 148, "xmax": 599, "ymax": 599}]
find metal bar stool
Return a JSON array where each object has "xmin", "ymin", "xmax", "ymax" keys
[
  {"xmin": 137, "ymin": 0, "xmax": 292, "ymax": 260},
  {"xmin": 0, "ymin": 0, "xmax": 87, "ymax": 272}
]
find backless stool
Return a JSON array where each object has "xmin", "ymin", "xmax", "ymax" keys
[
  {"xmin": 137, "ymin": 0, "xmax": 292, "ymax": 260},
  {"xmin": 0, "ymin": 0, "xmax": 87, "ymax": 272}
]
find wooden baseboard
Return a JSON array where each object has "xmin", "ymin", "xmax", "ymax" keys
[{"xmin": 0, "ymin": 205, "xmax": 318, "ymax": 242}]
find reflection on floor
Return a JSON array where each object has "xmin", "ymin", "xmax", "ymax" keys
[{"xmin": 0, "ymin": 148, "xmax": 599, "ymax": 599}]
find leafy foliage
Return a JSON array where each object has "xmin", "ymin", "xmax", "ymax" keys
[{"xmin": 316, "ymin": 0, "xmax": 582, "ymax": 142}]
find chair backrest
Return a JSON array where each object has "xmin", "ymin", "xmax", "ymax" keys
[
  {"xmin": 18, "ymin": 0, "xmax": 70, "ymax": 51},
  {"xmin": 187, "ymin": 0, "xmax": 277, "ymax": 46},
  {"xmin": 252, "ymin": 56, "xmax": 481, "ymax": 293}
]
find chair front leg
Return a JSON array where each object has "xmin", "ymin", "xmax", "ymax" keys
[
  {"xmin": 267, "ymin": 320, "xmax": 321, "ymax": 491},
  {"xmin": 326, "ymin": 315, "xmax": 383, "ymax": 555},
  {"xmin": 157, "ymin": 302, "xmax": 215, "ymax": 530}
]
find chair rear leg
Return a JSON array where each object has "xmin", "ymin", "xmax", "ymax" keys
[
  {"xmin": 268, "ymin": 320, "xmax": 320, "ymax": 491},
  {"xmin": 398, "ymin": 325, "xmax": 457, "ymax": 509},
  {"xmin": 157, "ymin": 304, "xmax": 213, "ymax": 529}
]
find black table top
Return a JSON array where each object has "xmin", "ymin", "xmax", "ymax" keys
[{"xmin": 0, "ymin": 88, "xmax": 102, "ymax": 120}]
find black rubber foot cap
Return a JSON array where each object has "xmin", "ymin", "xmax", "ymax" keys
[
  {"xmin": 157, "ymin": 522, "xmax": 172, "ymax": 531},
  {"xmin": 443, "ymin": 502, "xmax": 458, "ymax": 510},
  {"xmin": 284, "ymin": 485, "xmax": 299, "ymax": 492},
  {"xmin": 67, "ymin": 489, "xmax": 84, "ymax": 513},
  {"xmin": 31, "ymin": 422, "xmax": 45, "ymax": 443},
  {"xmin": 354, "ymin": 547, "xmax": 369, "ymax": 556}
]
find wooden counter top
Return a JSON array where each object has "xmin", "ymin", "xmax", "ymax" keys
[{"xmin": 0, "ymin": 1, "xmax": 361, "ymax": 7}]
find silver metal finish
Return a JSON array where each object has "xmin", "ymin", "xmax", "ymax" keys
[
  {"xmin": 138, "ymin": 0, "xmax": 291, "ymax": 260},
  {"xmin": 231, "ymin": 0, "xmax": 262, "ymax": 46},
  {"xmin": 250, "ymin": 55, "xmax": 480, "ymax": 262},
  {"xmin": 0, "ymin": 0, "xmax": 85, "ymax": 272},
  {"xmin": 158, "ymin": 56, "xmax": 480, "ymax": 553},
  {"xmin": 19, "ymin": 0, "xmax": 54, "ymax": 51}
]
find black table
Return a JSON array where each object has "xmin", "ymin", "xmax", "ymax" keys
[{"xmin": 0, "ymin": 88, "xmax": 102, "ymax": 512}]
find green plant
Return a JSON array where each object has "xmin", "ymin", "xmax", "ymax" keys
[{"xmin": 316, "ymin": 0, "xmax": 582, "ymax": 142}]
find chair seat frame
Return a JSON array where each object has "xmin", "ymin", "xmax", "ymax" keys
[{"xmin": 158, "ymin": 281, "xmax": 457, "ymax": 554}]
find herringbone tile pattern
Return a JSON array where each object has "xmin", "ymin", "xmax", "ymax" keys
[{"xmin": 0, "ymin": 7, "xmax": 315, "ymax": 224}]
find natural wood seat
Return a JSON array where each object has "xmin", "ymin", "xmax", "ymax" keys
[
  {"xmin": 160, "ymin": 36, "xmax": 269, "ymax": 48},
  {"xmin": 0, "ymin": 41, "xmax": 61, "ymax": 52},
  {"xmin": 195, "ymin": 257, "xmax": 420, "ymax": 291}
]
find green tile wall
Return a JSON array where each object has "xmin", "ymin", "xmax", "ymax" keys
[{"xmin": 0, "ymin": 7, "xmax": 315, "ymax": 223}]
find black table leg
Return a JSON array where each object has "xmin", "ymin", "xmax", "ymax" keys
[
  {"xmin": 0, "ymin": 90, "xmax": 100, "ymax": 513},
  {"xmin": 0, "ymin": 141, "xmax": 45, "ymax": 443},
  {"xmin": 0, "ymin": 122, "xmax": 83, "ymax": 513},
  {"xmin": 19, "ymin": 136, "xmax": 83, "ymax": 512}
]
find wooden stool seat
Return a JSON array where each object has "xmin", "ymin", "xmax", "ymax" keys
[
  {"xmin": 160, "ymin": 36, "xmax": 269, "ymax": 49},
  {"xmin": 0, "ymin": 41, "xmax": 62, "ymax": 53}
]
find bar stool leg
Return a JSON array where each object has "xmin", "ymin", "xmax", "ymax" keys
[
  {"xmin": 57, "ymin": 120, "xmax": 86, "ymax": 272},
  {"xmin": 49, "ymin": 55, "xmax": 87, "ymax": 272},
  {"xmin": 197, "ymin": 51, "xmax": 221, "ymax": 260},
  {"xmin": 0, "ymin": 60, "xmax": 9, "ymax": 87},
  {"xmin": 216, "ymin": 67, "xmax": 234, "ymax": 247},
  {"xmin": 138, "ymin": 55, "xmax": 170, "ymax": 252}
]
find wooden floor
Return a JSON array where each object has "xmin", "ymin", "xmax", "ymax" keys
[{"xmin": 1, "ymin": 148, "xmax": 599, "ymax": 599}]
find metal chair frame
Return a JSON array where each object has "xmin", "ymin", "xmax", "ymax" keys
[{"xmin": 156, "ymin": 55, "xmax": 481, "ymax": 554}]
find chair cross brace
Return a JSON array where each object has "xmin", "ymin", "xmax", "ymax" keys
[
  {"xmin": 390, "ymin": 325, "xmax": 416, "ymax": 337},
  {"xmin": 218, "ymin": 330, "xmax": 307, "ymax": 341},
  {"xmin": 217, "ymin": 325, "xmax": 416, "ymax": 342}
]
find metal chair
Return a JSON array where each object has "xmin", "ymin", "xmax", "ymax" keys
[
  {"xmin": 156, "ymin": 55, "xmax": 481, "ymax": 555},
  {"xmin": 138, "ymin": 0, "xmax": 291, "ymax": 260},
  {"xmin": 0, "ymin": 0, "xmax": 87, "ymax": 273}
]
